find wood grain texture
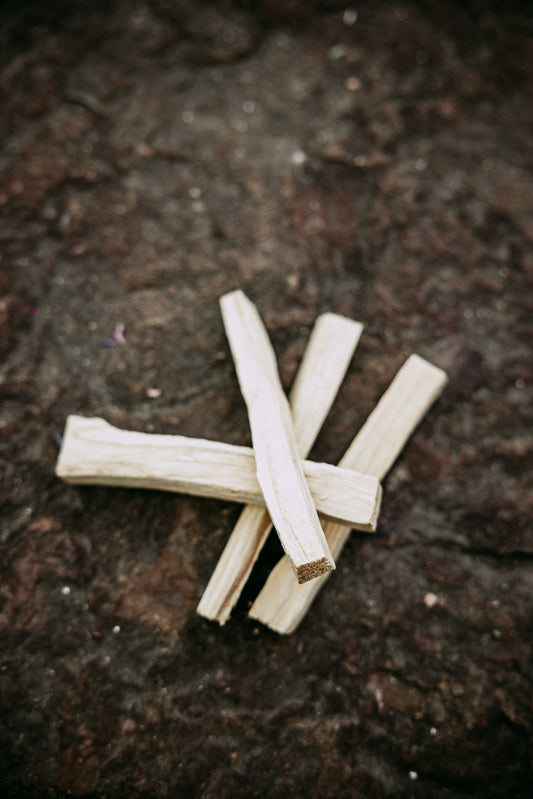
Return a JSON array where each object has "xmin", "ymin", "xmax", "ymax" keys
[
  {"xmin": 219, "ymin": 290, "xmax": 334, "ymax": 582},
  {"xmin": 55, "ymin": 415, "xmax": 381, "ymax": 529},
  {"xmin": 197, "ymin": 312, "xmax": 364, "ymax": 624},
  {"xmin": 249, "ymin": 354, "xmax": 448, "ymax": 633}
]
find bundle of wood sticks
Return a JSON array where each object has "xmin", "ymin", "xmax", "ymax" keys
[{"xmin": 56, "ymin": 290, "xmax": 448, "ymax": 634}]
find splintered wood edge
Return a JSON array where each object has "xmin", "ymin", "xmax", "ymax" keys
[
  {"xmin": 249, "ymin": 354, "xmax": 448, "ymax": 634},
  {"xmin": 219, "ymin": 290, "xmax": 334, "ymax": 581},
  {"xmin": 198, "ymin": 313, "xmax": 364, "ymax": 623}
]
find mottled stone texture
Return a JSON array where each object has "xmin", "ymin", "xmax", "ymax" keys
[{"xmin": 0, "ymin": 1, "xmax": 532, "ymax": 797}]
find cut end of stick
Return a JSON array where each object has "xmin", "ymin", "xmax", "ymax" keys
[
  {"xmin": 296, "ymin": 556, "xmax": 335, "ymax": 584},
  {"xmin": 365, "ymin": 482, "xmax": 383, "ymax": 532},
  {"xmin": 196, "ymin": 601, "xmax": 230, "ymax": 626}
]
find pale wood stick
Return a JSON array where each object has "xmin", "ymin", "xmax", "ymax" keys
[
  {"xmin": 219, "ymin": 290, "xmax": 335, "ymax": 583},
  {"xmin": 197, "ymin": 313, "xmax": 364, "ymax": 624},
  {"xmin": 55, "ymin": 415, "xmax": 382, "ymax": 530},
  {"xmin": 289, "ymin": 314, "xmax": 363, "ymax": 455},
  {"xmin": 249, "ymin": 354, "xmax": 448, "ymax": 634}
]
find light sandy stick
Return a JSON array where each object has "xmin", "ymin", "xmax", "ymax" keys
[
  {"xmin": 249, "ymin": 354, "xmax": 448, "ymax": 633},
  {"xmin": 197, "ymin": 313, "xmax": 363, "ymax": 624},
  {"xmin": 219, "ymin": 289, "xmax": 334, "ymax": 583},
  {"xmin": 55, "ymin": 415, "xmax": 381, "ymax": 529}
]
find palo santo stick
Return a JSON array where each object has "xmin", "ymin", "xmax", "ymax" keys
[
  {"xmin": 289, "ymin": 314, "xmax": 363, "ymax": 455},
  {"xmin": 55, "ymin": 415, "xmax": 381, "ymax": 530},
  {"xmin": 197, "ymin": 313, "xmax": 364, "ymax": 624},
  {"xmin": 219, "ymin": 289, "xmax": 334, "ymax": 583},
  {"xmin": 249, "ymin": 354, "xmax": 448, "ymax": 634}
]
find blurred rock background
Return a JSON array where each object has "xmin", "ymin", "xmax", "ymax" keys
[{"xmin": 0, "ymin": 2, "xmax": 531, "ymax": 797}]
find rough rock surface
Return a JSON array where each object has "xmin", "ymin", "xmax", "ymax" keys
[{"xmin": 0, "ymin": 2, "xmax": 532, "ymax": 797}]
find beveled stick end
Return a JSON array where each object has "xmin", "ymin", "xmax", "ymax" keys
[{"xmin": 296, "ymin": 555, "xmax": 335, "ymax": 584}]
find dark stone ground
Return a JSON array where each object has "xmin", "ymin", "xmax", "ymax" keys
[{"xmin": 0, "ymin": 1, "xmax": 532, "ymax": 796}]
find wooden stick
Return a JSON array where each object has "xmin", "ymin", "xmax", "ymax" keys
[
  {"xmin": 55, "ymin": 415, "xmax": 382, "ymax": 530},
  {"xmin": 197, "ymin": 312, "xmax": 364, "ymax": 624},
  {"xmin": 249, "ymin": 354, "xmax": 448, "ymax": 633},
  {"xmin": 219, "ymin": 290, "xmax": 334, "ymax": 583}
]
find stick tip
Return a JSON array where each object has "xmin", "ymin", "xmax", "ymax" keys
[
  {"xmin": 220, "ymin": 288, "xmax": 246, "ymax": 306},
  {"xmin": 296, "ymin": 556, "xmax": 335, "ymax": 584},
  {"xmin": 408, "ymin": 353, "xmax": 449, "ymax": 388}
]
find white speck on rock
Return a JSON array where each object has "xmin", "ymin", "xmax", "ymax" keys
[
  {"xmin": 345, "ymin": 76, "xmax": 362, "ymax": 91},
  {"xmin": 343, "ymin": 9, "xmax": 358, "ymax": 27},
  {"xmin": 291, "ymin": 150, "xmax": 306, "ymax": 165}
]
